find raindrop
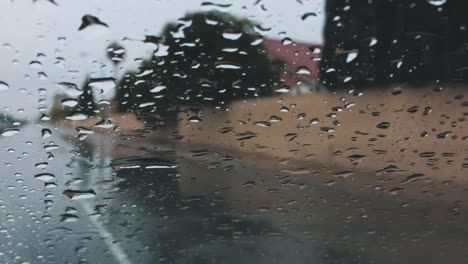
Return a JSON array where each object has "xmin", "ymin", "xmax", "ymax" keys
[
  {"xmin": 309, "ymin": 118, "xmax": 319, "ymax": 125},
  {"xmin": 1, "ymin": 129, "xmax": 19, "ymax": 137},
  {"xmin": 242, "ymin": 181, "xmax": 256, "ymax": 187},
  {"xmin": 427, "ymin": 0, "xmax": 446, "ymax": 6},
  {"xmin": 34, "ymin": 173, "xmax": 55, "ymax": 182},
  {"xmin": 301, "ymin": 12, "xmax": 317, "ymax": 20},
  {"xmin": 407, "ymin": 106, "xmax": 419, "ymax": 113},
  {"xmin": 65, "ymin": 113, "xmax": 89, "ymax": 121},
  {"xmin": 60, "ymin": 214, "xmax": 79, "ymax": 223},
  {"xmin": 61, "ymin": 98, "xmax": 78, "ymax": 107},
  {"xmin": 42, "ymin": 128, "xmax": 52, "ymax": 139},
  {"xmin": 78, "ymin": 15, "xmax": 109, "ymax": 31},
  {"xmin": 419, "ymin": 152, "xmax": 436, "ymax": 158},
  {"xmin": 334, "ymin": 171, "xmax": 355, "ymax": 178},
  {"xmin": 320, "ymin": 127, "xmax": 335, "ymax": 133},
  {"xmin": 254, "ymin": 121, "xmax": 271, "ymax": 127},
  {"xmin": 57, "ymin": 82, "xmax": 81, "ymax": 96},
  {"xmin": 436, "ymin": 131, "xmax": 451, "ymax": 139},
  {"xmin": 88, "ymin": 77, "xmax": 116, "ymax": 94},
  {"xmin": 392, "ymin": 86, "xmax": 402, "ymax": 95},
  {"xmin": 150, "ymin": 85, "xmax": 167, "ymax": 93},
  {"xmin": 281, "ymin": 37, "xmax": 293, "ymax": 46},
  {"xmin": 269, "ymin": 115, "xmax": 282, "ymax": 122},
  {"xmin": 63, "ymin": 189, "xmax": 96, "ymax": 200},
  {"xmin": 347, "ymin": 154, "xmax": 366, "ymax": 164},
  {"xmin": 280, "ymin": 106, "xmax": 289, "ymax": 112},
  {"xmin": 215, "ymin": 62, "xmax": 241, "ymax": 70},
  {"xmin": 38, "ymin": 72, "xmax": 48, "ymax": 80},
  {"xmin": 346, "ymin": 52, "xmax": 358, "ymax": 63},
  {"xmin": 145, "ymin": 164, "xmax": 178, "ymax": 169},
  {"xmin": 0, "ymin": 81, "xmax": 9, "ymax": 92},
  {"xmin": 222, "ymin": 32, "xmax": 243, "ymax": 40},
  {"xmin": 401, "ymin": 173, "xmax": 425, "ymax": 184},
  {"xmin": 35, "ymin": 162, "xmax": 48, "ymax": 169},
  {"xmin": 275, "ymin": 86, "xmax": 290, "ymax": 93},
  {"xmin": 94, "ymin": 118, "xmax": 113, "ymax": 128},
  {"xmin": 188, "ymin": 116, "xmax": 202, "ymax": 123},
  {"xmin": 296, "ymin": 66, "xmax": 311, "ymax": 75},
  {"xmin": 376, "ymin": 122, "xmax": 390, "ymax": 129},
  {"xmin": 29, "ymin": 60, "xmax": 42, "ymax": 68},
  {"xmin": 423, "ymin": 107, "xmax": 432, "ymax": 115}
]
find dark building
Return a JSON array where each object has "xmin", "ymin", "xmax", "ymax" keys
[{"xmin": 320, "ymin": 0, "xmax": 468, "ymax": 88}]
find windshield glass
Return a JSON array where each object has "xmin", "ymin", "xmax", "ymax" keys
[{"xmin": 1, "ymin": 1, "xmax": 467, "ymax": 263}]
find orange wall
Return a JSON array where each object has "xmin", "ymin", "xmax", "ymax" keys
[{"xmin": 176, "ymin": 85, "xmax": 468, "ymax": 185}]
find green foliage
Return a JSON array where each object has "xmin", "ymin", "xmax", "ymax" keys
[{"xmin": 115, "ymin": 11, "xmax": 281, "ymax": 115}]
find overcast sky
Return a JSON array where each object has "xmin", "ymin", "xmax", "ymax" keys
[{"xmin": 0, "ymin": 0, "xmax": 325, "ymax": 119}]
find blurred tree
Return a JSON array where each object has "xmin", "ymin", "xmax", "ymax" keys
[
  {"xmin": 48, "ymin": 92, "xmax": 75, "ymax": 121},
  {"xmin": 75, "ymin": 79, "xmax": 96, "ymax": 117},
  {"xmin": 115, "ymin": 72, "xmax": 137, "ymax": 112},
  {"xmin": 115, "ymin": 11, "xmax": 282, "ymax": 115}
]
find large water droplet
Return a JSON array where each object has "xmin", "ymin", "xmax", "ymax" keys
[
  {"xmin": 376, "ymin": 122, "xmax": 390, "ymax": 129},
  {"xmin": 1, "ymin": 128, "xmax": 19, "ymax": 137},
  {"xmin": 427, "ymin": 0, "xmax": 446, "ymax": 6},
  {"xmin": 65, "ymin": 113, "xmax": 89, "ymax": 121},
  {"xmin": 0, "ymin": 81, "xmax": 9, "ymax": 92},
  {"xmin": 61, "ymin": 98, "xmax": 78, "ymax": 107},
  {"xmin": 63, "ymin": 189, "xmax": 96, "ymax": 200},
  {"xmin": 34, "ymin": 173, "xmax": 55, "ymax": 182},
  {"xmin": 346, "ymin": 51, "xmax": 358, "ymax": 63},
  {"xmin": 42, "ymin": 128, "xmax": 52, "ymax": 139},
  {"xmin": 222, "ymin": 32, "xmax": 242, "ymax": 40}
]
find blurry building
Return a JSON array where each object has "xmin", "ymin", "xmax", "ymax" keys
[{"xmin": 320, "ymin": 0, "xmax": 468, "ymax": 88}]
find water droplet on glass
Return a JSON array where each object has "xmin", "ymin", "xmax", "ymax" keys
[
  {"xmin": 63, "ymin": 189, "xmax": 96, "ymax": 200},
  {"xmin": 34, "ymin": 173, "xmax": 55, "ymax": 182},
  {"xmin": 281, "ymin": 37, "xmax": 293, "ymax": 46},
  {"xmin": 346, "ymin": 52, "xmax": 358, "ymax": 63},
  {"xmin": 61, "ymin": 98, "xmax": 78, "ymax": 107},
  {"xmin": 215, "ymin": 62, "xmax": 241, "ymax": 70},
  {"xmin": 79, "ymin": 15, "xmax": 109, "ymax": 30},
  {"xmin": 222, "ymin": 32, "xmax": 242, "ymax": 40},
  {"xmin": 296, "ymin": 66, "xmax": 311, "ymax": 75},
  {"xmin": 269, "ymin": 115, "xmax": 282, "ymax": 122},
  {"xmin": 301, "ymin": 12, "xmax": 317, "ymax": 21},
  {"xmin": 310, "ymin": 118, "xmax": 319, "ymax": 125},
  {"xmin": 427, "ymin": 0, "xmax": 446, "ymax": 6},
  {"xmin": 150, "ymin": 85, "xmax": 167, "ymax": 93},
  {"xmin": 60, "ymin": 214, "xmax": 79, "ymax": 223},
  {"xmin": 88, "ymin": 77, "xmax": 116, "ymax": 94},
  {"xmin": 65, "ymin": 113, "xmax": 89, "ymax": 121},
  {"xmin": 188, "ymin": 116, "xmax": 202, "ymax": 123},
  {"xmin": 35, "ymin": 162, "xmax": 48, "ymax": 169},
  {"xmin": 1, "ymin": 129, "xmax": 19, "ymax": 137},
  {"xmin": 376, "ymin": 122, "xmax": 390, "ymax": 129},
  {"xmin": 42, "ymin": 128, "xmax": 52, "ymax": 139},
  {"xmin": 401, "ymin": 173, "xmax": 425, "ymax": 184},
  {"xmin": 29, "ymin": 60, "xmax": 42, "ymax": 68},
  {"xmin": 254, "ymin": 121, "xmax": 271, "ymax": 127},
  {"xmin": 0, "ymin": 81, "xmax": 9, "ymax": 92}
]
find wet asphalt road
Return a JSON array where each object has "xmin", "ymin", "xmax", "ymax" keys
[{"xmin": 1, "ymin": 124, "xmax": 468, "ymax": 264}]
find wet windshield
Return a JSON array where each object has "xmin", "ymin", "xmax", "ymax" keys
[{"xmin": 1, "ymin": 0, "xmax": 468, "ymax": 263}]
